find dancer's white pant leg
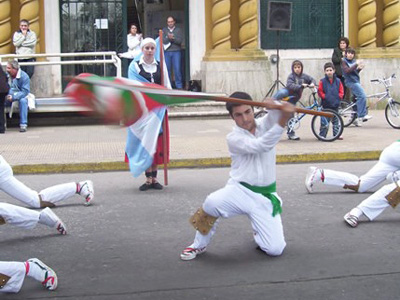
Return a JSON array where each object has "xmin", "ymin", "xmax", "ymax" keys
[
  {"xmin": 356, "ymin": 142, "xmax": 400, "ymax": 192},
  {"xmin": 0, "ymin": 203, "xmax": 39, "ymax": 229},
  {"xmin": 39, "ymin": 182, "xmax": 77, "ymax": 204},
  {"xmin": 190, "ymin": 181, "xmax": 286, "ymax": 256},
  {"xmin": 0, "ymin": 261, "xmax": 26, "ymax": 293},
  {"xmin": 0, "ymin": 155, "xmax": 40, "ymax": 208},
  {"xmin": 323, "ymin": 169, "xmax": 359, "ymax": 188},
  {"xmin": 0, "ymin": 177, "xmax": 40, "ymax": 208},
  {"xmin": 0, "ymin": 155, "xmax": 77, "ymax": 206},
  {"xmin": 358, "ymin": 161, "xmax": 397, "ymax": 192},
  {"xmin": 357, "ymin": 182, "xmax": 397, "ymax": 220}
]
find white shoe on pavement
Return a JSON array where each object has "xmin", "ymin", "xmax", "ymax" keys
[
  {"xmin": 27, "ymin": 258, "xmax": 58, "ymax": 290},
  {"xmin": 78, "ymin": 180, "xmax": 94, "ymax": 206},
  {"xmin": 39, "ymin": 207, "xmax": 67, "ymax": 235},
  {"xmin": 180, "ymin": 247, "xmax": 207, "ymax": 261},
  {"xmin": 362, "ymin": 115, "xmax": 372, "ymax": 122},
  {"xmin": 344, "ymin": 212, "xmax": 359, "ymax": 228},
  {"xmin": 305, "ymin": 166, "xmax": 320, "ymax": 193}
]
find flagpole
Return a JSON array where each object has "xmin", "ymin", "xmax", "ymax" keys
[{"xmin": 159, "ymin": 29, "xmax": 169, "ymax": 186}]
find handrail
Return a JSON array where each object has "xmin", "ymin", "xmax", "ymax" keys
[{"xmin": 0, "ymin": 52, "xmax": 122, "ymax": 77}]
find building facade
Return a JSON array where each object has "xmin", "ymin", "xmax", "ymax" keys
[{"xmin": 0, "ymin": 0, "xmax": 399, "ymax": 99}]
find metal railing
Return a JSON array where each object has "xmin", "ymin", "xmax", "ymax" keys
[{"xmin": 0, "ymin": 52, "xmax": 122, "ymax": 77}]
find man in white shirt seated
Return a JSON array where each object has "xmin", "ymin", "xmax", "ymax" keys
[{"xmin": 180, "ymin": 91, "xmax": 295, "ymax": 260}]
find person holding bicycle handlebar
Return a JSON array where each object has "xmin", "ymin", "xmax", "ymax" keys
[
  {"xmin": 341, "ymin": 47, "xmax": 372, "ymax": 126},
  {"xmin": 273, "ymin": 60, "xmax": 316, "ymax": 140}
]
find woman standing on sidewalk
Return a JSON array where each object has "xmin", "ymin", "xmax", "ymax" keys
[
  {"xmin": 332, "ymin": 37, "xmax": 349, "ymax": 97},
  {"xmin": 126, "ymin": 38, "xmax": 171, "ymax": 191}
]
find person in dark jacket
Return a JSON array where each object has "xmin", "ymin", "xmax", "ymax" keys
[
  {"xmin": 273, "ymin": 60, "xmax": 316, "ymax": 140},
  {"xmin": 332, "ymin": 37, "xmax": 349, "ymax": 97},
  {"xmin": 341, "ymin": 47, "xmax": 372, "ymax": 126},
  {"xmin": 162, "ymin": 16, "xmax": 183, "ymax": 89},
  {"xmin": 317, "ymin": 62, "xmax": 344, "ymax": 139},
  {"xmin": 0, "ymin": 66, "xmax": 9, "ymax": 133}
]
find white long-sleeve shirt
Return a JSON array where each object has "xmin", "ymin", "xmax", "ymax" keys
[
  {"xmin": 119, "ymin": 34, "xmax": 142, "ymax": 59},
  {"xmin": 227, "ymin": 110, "xmax": 284, "ymax": 186},
  {"xmin": 13, "ymin": 30, "xmax": 37, "ymax": 57}
]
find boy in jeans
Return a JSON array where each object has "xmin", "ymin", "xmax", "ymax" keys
[
  {"xmin": 273, "ymin": 60, "xmax": 316, "ymax": 140},
  {"xmin": 341, "ymin": 47, "xmax": 372, "ymax": 126},
  {"xmin": 317, "ymin": 62, "xmax": 344, "ymax": 139}
]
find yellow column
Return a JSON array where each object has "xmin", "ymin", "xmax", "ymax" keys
[
  {"xmin": 357, "ymin": 0, "xmax": 377, "ymax": 47},
  {"xmin": 238, "ymin": 0, "xmax": 258, "ymax": 49},
  {"xmin": 19, "ymin": 0, "xmax": 40, "ymax": 53},
  {"xmin": 211, "ymin": 0, "xmax": 231, "ymax": 50},
  {"xmin": 383, "ymin": 0, "xmax": 400, "ymax": 47},
  {"xmin": 0, "ymin": 0, "xmax": 12, "ymax": 54}
]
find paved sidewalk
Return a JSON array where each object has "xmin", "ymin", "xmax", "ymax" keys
[{"xmin": 1, "ymin": 109, "xmax": 398, "ymax": 174}]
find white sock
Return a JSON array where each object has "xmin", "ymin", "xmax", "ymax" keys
[
  {"xmin": 350, "ymin": 207, "xmax": 363, "ymax": 218},
  {"xmin": 25, "ymin": 261, "xmax": 45, "ymax": 282}
]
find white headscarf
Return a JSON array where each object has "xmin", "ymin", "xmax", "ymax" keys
[{"xmin": 141, "ymin": 38, "xmax": 156, "ymax": 49}]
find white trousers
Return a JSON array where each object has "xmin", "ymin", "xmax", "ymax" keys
[
  {"xmin": 0, "ymin": 155, "xmax": 77, "ymax": 208},
  {"xmin": 0, "ymin": 203, "xmax": 40, "ymax": 229},
  {"xmin": 358, "ymin": 181, "xmax": 400, "ymax": 220},
  {"xmin": 190, "ymin": 179, "xmax": 286, "ymax": 256},
  {"xmin": 0, "ymin": 261, "xmax": 25, "ymax": 293},
  {"xmin": 323, "ymin": 141, "xmax": 400, "ymax": 192}
]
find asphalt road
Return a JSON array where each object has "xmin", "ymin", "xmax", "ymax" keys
[{"xmin": 2, "ymin": 161, "xmax": 400, "ymax": 300}]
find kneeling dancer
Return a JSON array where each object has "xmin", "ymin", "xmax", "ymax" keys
[{"xmin": 180, "ymin": 92, "xmax": 294, "ymax": 260}]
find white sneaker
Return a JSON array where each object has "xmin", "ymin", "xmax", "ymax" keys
[
  {"xmin": 344, "ymin": 212, "xmax": 359, "ymax": 228},
  {"xmin": 356, "ymin": 118, "xmax": 363, "ymax": 127},
  {"xmin": 180, "ymin": 247, "xmax": 207, "ymax": 261},
  {"xmin": 305, "ymin": 166, "xmax": 320, "ymax": 193},
  {"xmin": 39, "ymin": 207, "xmax": 67, "ymax": 235},
  {"xmin": 362, "ymin": 115, "xmax": 372, "ymax": 122},
  {"xmin": 78, "ymin": 180, "xmax": 94, "ymax": 206},
  {"xmin": 386, "ymin": 171, "xmax": 400, "ymax": 183},
  {"xmin": 27, "ymin": 258, "xmax": 58, "ymax": 291}
]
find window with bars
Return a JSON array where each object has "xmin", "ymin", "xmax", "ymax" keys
[
  {"xmin": 260, "ymin": 0, "xmax": 343, "ymax": 49},
  {"xmin": 59, "ymin": 0, "xmax": 125, "ymax": 86}
]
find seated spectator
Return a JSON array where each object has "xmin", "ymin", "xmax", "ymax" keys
[
  {"xmin": 341, "ymin": 47, "xmax": 372, "ymax": 126},
  {"xmin": 5, "ymin": 61, "xmax": 30, "ymax": 132},
  {"xmin": 273, "ymin": 60, "xmax": 316, "ymax": 140}
]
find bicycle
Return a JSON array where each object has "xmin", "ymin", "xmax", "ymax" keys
[
  {"xmin": 255, "ymin": 86, "xmax": 344, "ymax": 142},
  {"xmin": 339, "ymin": 74, "xmax": 399, "ymax": 128}
]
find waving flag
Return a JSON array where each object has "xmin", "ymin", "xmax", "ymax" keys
[{"xmin": 65, "ymin": 73, "xmax": 170, "ymax": 126}]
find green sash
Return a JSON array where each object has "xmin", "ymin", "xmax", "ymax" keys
[{"xmin": 240, "ymin": 181, "xmax": 282, "ymax": 217}]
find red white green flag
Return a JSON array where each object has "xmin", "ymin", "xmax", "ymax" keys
[{"xmin": 65, "ymin": 73, "xmax": 213, "ymax": 126}]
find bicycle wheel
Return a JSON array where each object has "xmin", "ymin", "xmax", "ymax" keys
[
  {"xmin": 311, "ymin": 109, "xmax": 344, "ymax": 142},
  {"xmin": 339, "ymin": 100, "xmax": 357, "ymax": 127},
  {"xmin": 287, "ymin": 116, "xmax": 301, "ymax": 132},
  {"xmin": 385, "ymin": 100, "xmax": 400, "ymax": 129}
]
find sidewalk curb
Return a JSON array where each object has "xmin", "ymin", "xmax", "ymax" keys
[{"xmin": 12, "ymin": 150, "xmax": 382, "ymax": 175}]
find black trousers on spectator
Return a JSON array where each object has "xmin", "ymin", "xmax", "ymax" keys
[
  {"xmin": 0, "ymin": 93, "xmax": 6, "ymax": 133},
  {"xmin": 18, "ymin": 58, "xmax": 36, "ymax": 78}
]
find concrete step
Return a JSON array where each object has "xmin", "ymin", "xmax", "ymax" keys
[
  {"xmin": 5, "ymin": 97, "xmax": 230, "ymax": 127},
  {"xmin": 32, "ymin": 97, "xmax": 229, "ymax": 117}
]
